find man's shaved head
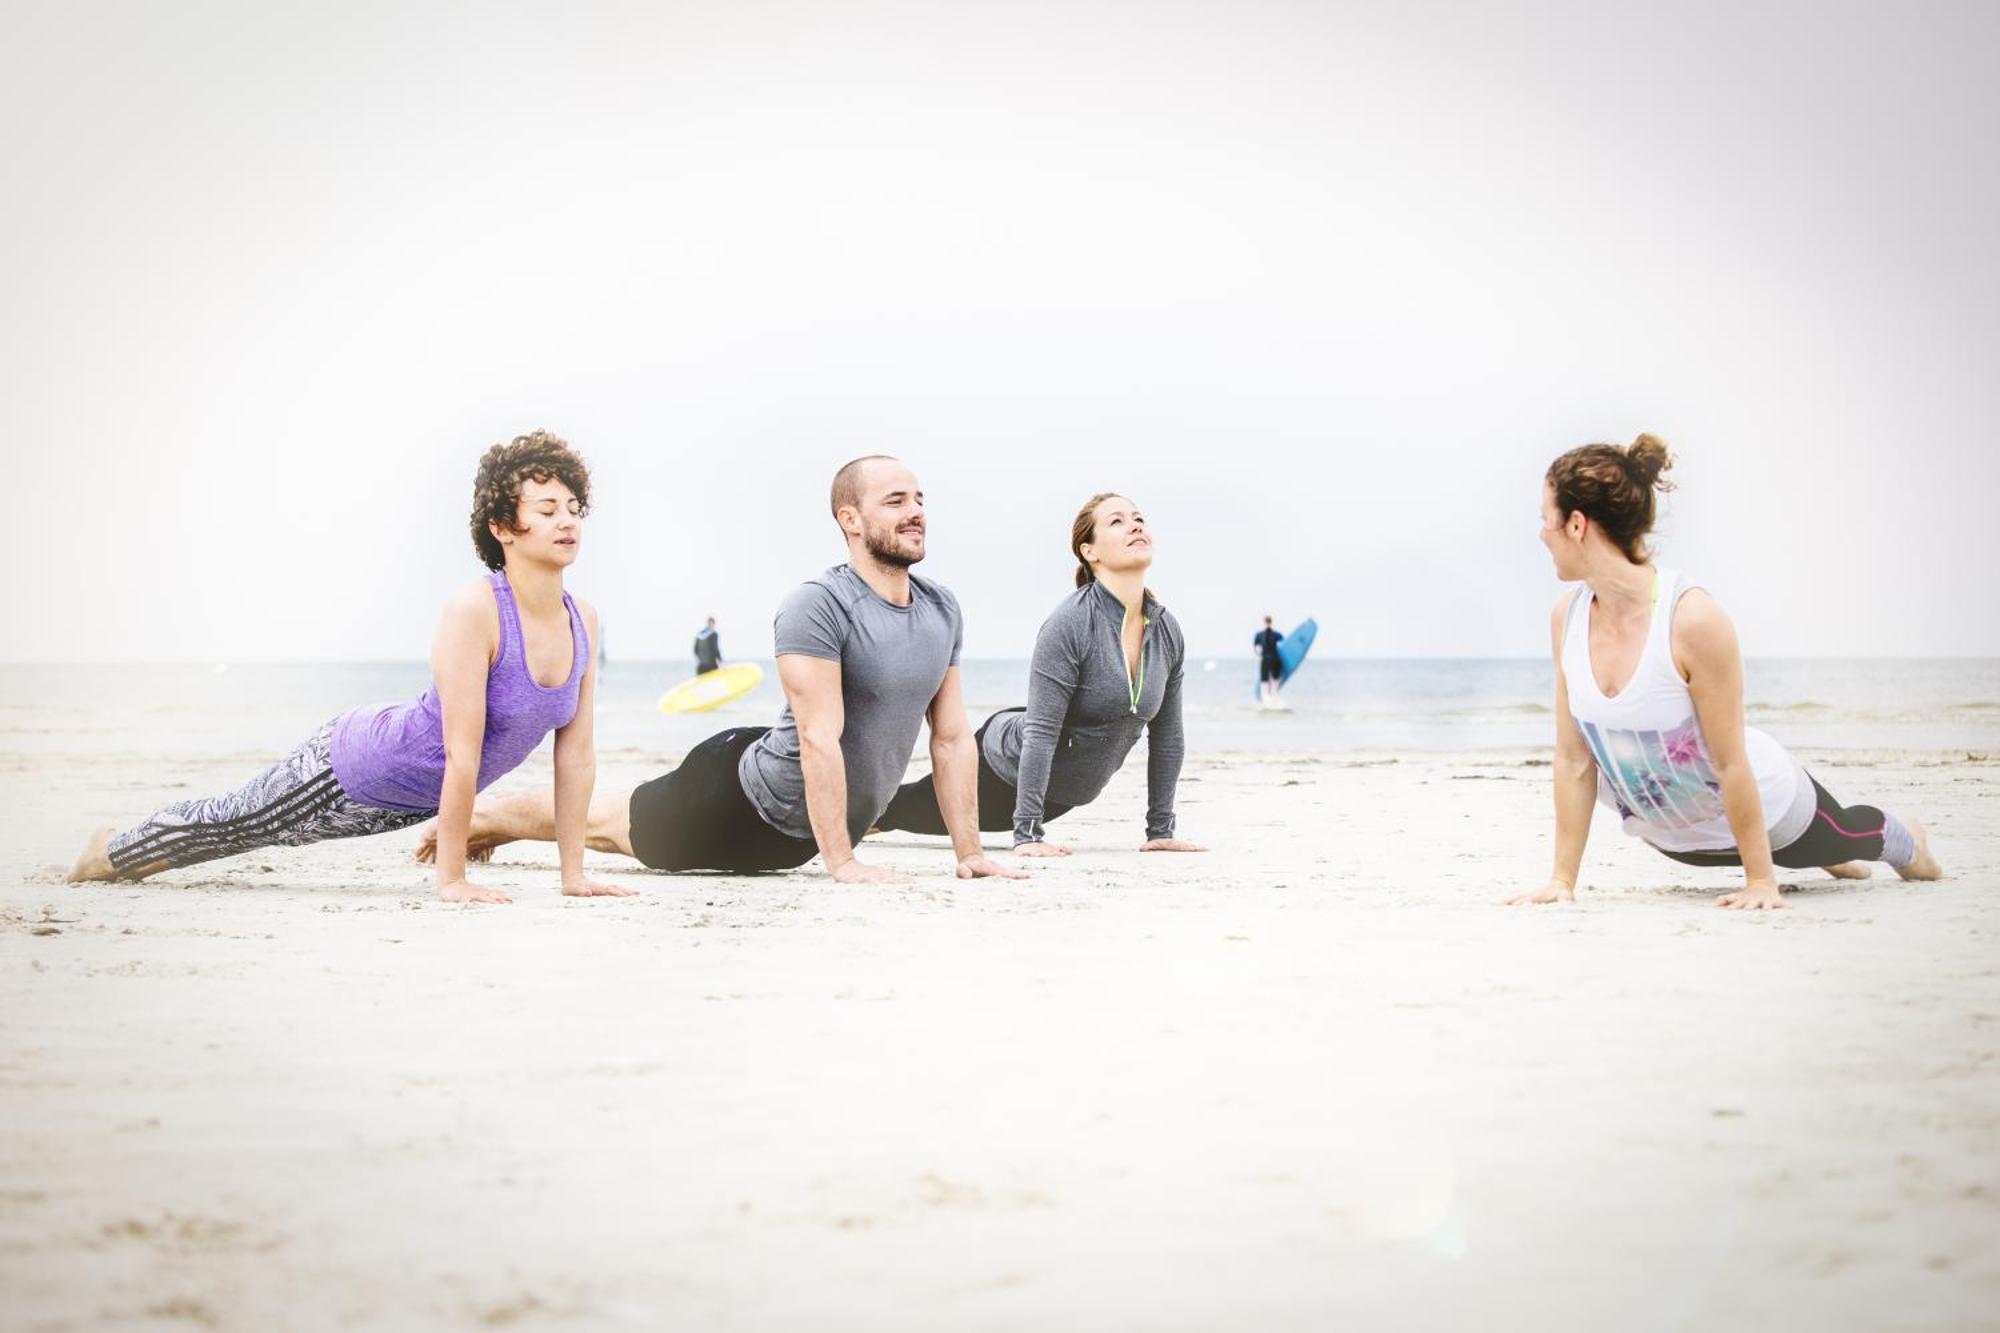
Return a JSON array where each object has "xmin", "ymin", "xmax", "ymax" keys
[
  {"xmin": 830, "ymin": 454, "xmax": 899, "ymax": 521},
  {"xmin": 827, "ymin": 455, "xmax": 926, "ymax": 569}
]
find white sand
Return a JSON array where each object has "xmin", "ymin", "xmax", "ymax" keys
[{"xmin": 3, "ymin": 747, "xmax": 1996, "ymax": 1330}]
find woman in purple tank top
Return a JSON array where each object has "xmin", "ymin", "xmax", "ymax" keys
[{"xmin": 66, "ymin": 432, "xmax": 635, "ymax": 905}]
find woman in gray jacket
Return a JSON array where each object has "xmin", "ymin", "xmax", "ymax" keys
[{"xmin": 876, "ymin": 492, "xmax": 1207, "ymax": 856}]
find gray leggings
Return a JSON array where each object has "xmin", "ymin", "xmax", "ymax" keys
[{"xmin": 106, "ymin": 719, "xmax": 431, "ymax": 877}]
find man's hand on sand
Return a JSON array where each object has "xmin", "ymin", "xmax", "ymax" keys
[
  {"xmin": 438, "ymin": 878, "xmax": 512, "ymax": 905},
  {"xmin": 1012, "ymin": 841, "xmax": 1071, "ymax": 858},
  {"xmin": 1502, "ymin": 879, "xmax": 1575, "ymax": 906},
  {"xmin": 1717, "ymin": 881, "xmax": 1787, "ymax": 911},
  {"xmin": 1140, "ymin": 838, "xmax": 1207, "ymax": 853},
  {"xmin": 829, "ymin": 858, "xmax": 914, "ymax": 886},
  {"xmin": 957, "ymin": 853, "xmax": 1029, "ymax": 880},
  {"xmin": 563, "ymin": 878, "xmax": 640, "ymax": 898}
]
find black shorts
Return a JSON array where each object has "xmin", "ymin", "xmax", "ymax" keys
[
  {"xmin": 1259, "ymin": 658, "xmax": 1283, "ymax": 683},
  {"xmin": 873, "ymin": 708, "xmax": 1074, "ymax": 836},
  {"xmin": 626, "ymin": 727, "xmax": 820, "ymax": 873}
]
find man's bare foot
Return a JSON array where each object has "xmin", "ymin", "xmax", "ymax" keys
[
  {"xmin": 1822, "ymin": 862, "xmax": 1871, "ymax": 880},
  {"xmin": 64, "ymin": 828, "xmax": 117, "ymax": 883},
  {"xmin": 1894, "ymin": 818, "xmax": 1943, "ymax": 881},
  {"xmin": 413, "ymin": 820, "xmax": 496, "ymax": 865}
]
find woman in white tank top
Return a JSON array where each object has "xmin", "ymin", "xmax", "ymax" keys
[{"xmin": 1504, "ymin": 435, "xmax": 1941, "ymax": 910}]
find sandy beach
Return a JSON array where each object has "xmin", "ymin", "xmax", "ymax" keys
[
  {"xmin": 10, "ymin": 0, "xmax": 2000, "ymax": 1322},
  {"xmin": 1, "ymin": 744, "xmax": 1994, "ymax": 1330}
]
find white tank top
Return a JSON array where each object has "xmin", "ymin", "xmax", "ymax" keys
[{"xmin": 1561, "ymin": 569, "xmax": 1811, "ymax": 854}]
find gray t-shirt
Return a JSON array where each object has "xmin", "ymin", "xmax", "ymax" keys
[
  {"xmin": 982, "ymin": 582, "xmax": 1186, "ymax": 845},
  {"xmin": 738, "ymin": 564, "xmax": 964, "ymax": 841}
]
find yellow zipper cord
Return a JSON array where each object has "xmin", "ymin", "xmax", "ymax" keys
[{"xmin": 1125, "ymin": 608, "xmax": 1148, "ymax": 713}]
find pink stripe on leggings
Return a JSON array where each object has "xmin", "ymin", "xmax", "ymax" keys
[{"xmin": 1814, "ymin": 808, "xmax": 1885, "ymax": 841}]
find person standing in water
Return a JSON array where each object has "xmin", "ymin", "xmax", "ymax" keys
[
  {"xmin": 693, "ymin": 616, "xmax": 722, "ymax": 675},
  {"xmin": 1253, "ymin": 615, "xmax": 1285, "ymax": 705},
  {"xmin": 876, "ymin": 491, "xmax": 1204, "ymax": 856},
  {"xmin": 67, "ymin": 432, "xmax": 634, "ymax": 905},
  {"xmin": 1505, "ymin": 434, "xmax": 1940, "ymax": 910},
  {"xmin": 418, "ymin": 456, "xmax": 1026, "ymax": 885}
]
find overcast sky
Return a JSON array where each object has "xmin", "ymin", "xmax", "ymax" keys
[{"xmin": 5, "ymin": 0, "xmax": 1996, "ymax": 662}]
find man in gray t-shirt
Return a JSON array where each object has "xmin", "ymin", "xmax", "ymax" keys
[
  {"xmin": 731, "ymin": 455, "xmax": 1024, "ymax": 885},
  {"xmin": 737, "ymin": 564, "xmax": 963, "ymax": 842},
  {"xmin": 427, "ymin": 456, "xmax": 1028, "ymax": 884}
]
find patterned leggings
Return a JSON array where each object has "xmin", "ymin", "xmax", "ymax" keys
[{"xmin": 105, "ymin": 720, "xmax": 432, "ymax": 878}]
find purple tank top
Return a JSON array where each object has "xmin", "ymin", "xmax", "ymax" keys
[{"xmin": 329, "ymin": 572, "xmax": 588, "ymax": 813}]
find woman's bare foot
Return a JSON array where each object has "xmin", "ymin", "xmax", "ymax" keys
[
  {"xmin": 1822, "ymin": 862, "xmax": 1871, "ymax": 880},
  {"xmin": 1894, "ymin": 818, "xmax": 1943, "ymax": 881},
  {"xmin": 64, "ymin": 828, "xmax": 117, "ymax": 883},
  {"xmin": 413, "ymin": 820, "xmax": 498, "ymax": 865}
]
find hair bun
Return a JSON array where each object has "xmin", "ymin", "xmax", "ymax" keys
[{"xmin": 1625, "ymin": 433, "xmax": 1676, "ymax": 491}]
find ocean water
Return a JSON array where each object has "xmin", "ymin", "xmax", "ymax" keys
[{"xmin": 2, "ymin": 658, "xmax": 1995, "ymax": 759}]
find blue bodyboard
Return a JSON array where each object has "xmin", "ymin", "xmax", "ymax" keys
[{"xmin": 1278, "ymin": 617, "xmax": 1317, "ymax": 685}]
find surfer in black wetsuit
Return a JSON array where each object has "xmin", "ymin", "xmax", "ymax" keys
[
  {"xmin": 693, "ymin": 617, "xmax": 722, "ymax": 675},
  {"xmin": 1253, "ymin": 615, "xmax": 1285, "ymax": 705}
]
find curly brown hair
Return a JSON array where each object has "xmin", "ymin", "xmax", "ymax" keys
[
  {"xmin": 470, "ymin": 430, "xmax": 592, "ymax": 570},
  {"xmin": 1545, "ymin": 433, "xmax": 1675, "ymax": 563}
]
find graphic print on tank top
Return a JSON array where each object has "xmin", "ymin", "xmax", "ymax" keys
[
  {"xmin": 1575, "ymin": 716, "xmax": 1725, "ymax": 830},
  {"xmin": 1561, "ymin": 568, "xmax": 1807, "ymax": 855}
]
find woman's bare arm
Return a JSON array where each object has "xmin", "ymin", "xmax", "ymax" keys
[
  {"xmin": 431, "ymin": 583, "xmax": 508, "ymax": 904},
  {"xmin": 1676, "ymin": 590, "xmax": 1783, "ymax": 910}
]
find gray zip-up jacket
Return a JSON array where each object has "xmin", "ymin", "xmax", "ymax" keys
[{"xmin": 981, "ymin": 581, "xmax": 1187, "ymax": 844}]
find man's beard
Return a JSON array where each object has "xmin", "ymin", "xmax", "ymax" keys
[{"xmin": 863, "ymin": 524, "xmax": 924, "ymax": 569}]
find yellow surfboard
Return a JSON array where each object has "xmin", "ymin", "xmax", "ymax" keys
[{"xmin": 657, "ymin": 662, "xmax": 764, "ymax": 714}]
